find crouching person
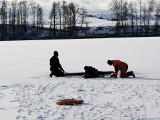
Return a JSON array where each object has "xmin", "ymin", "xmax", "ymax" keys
[
  {"xmin": 107, "ymin": 60, "xmax": 135, "ymax": 78},
  {"xmin": 84, "ymin": 66, "xmax": 99, "ymax": 78},
  {"xmin": 50, "ymin": 51, "xmax": 65, "ymax": 77}
]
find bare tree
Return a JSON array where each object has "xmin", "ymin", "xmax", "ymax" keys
[
  {"xmin": 18, "ymin": 1, "xmax": 29, "ymax": 38},
  {"xmin": 57, "ymin": 2, "xmax": 62, "ymax": 36},
  {"xmin": 10, "ymin": 0, "xmax": 18, "ymax": 39},
  {"xmin": 67, "ymin": 2, "xmax": 80, "ymax": 36},
  {"xmin": 138, "ymin": 0, "xmax": 143, "ymax": 27},
  {"xmin": 109, "ymin": 0, "xmax": 121, "ymax": 36},
  {"xmin": 146, "ymin": 0, "xmax": 155, "ymax": 35},
  {"xmin": 49, "ymin": 2, "xmax": 58, "ymax": 38},
  {"xmin": 154, "ymin": 2, "xmax": 160, "ymax": 35},
  {"xmin": 142, "ymin": 3, "xmax": 147, "ymax": 28},
  {"xmin": 36, "ymin": 4, "xmax": 43, "ymax": 38},
  {"xmin": 8, "ymin": 7, "xmax": 12, "ymax": 38},
  {"xmin": 62, "ymin": 1, "xmax": 67, "ymax": 35},
  {"xmin": 30, "ymin": 2, "xmax": 36, "ymax": 27},
  {"xmin": 0, "ymin": 0, "xmax": 8, "ymax": 39},
  {"xmin": 121, "ymin": 1, "xmax": 129, "ymax": 36},
  {"xmin": 79, "ymin": 8, "xmax": 87, "ymax": 36},
  {"xmin": 128, "ymin": 1, "xmax": 137, "ymax": 36}
]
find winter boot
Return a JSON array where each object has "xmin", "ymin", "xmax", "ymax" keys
[
  {"xmin": 50, "ymin": 73, "xmax": 53, "ymax": 77},
  {"xmin": 131, "ymin": 71, "xmax": 135, "ymax": 78},
  {"xmin": 126, "ymin": 71, "xmax": 135, "ymax": 78}
]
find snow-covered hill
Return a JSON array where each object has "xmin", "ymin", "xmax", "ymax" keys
[
  {"xmin": 0, "ymin": 37, "xmax": 160, "ymax": 120},
  {"xmin": 87, "ymin": 10, "xmax": 114, "ymax": 20}
]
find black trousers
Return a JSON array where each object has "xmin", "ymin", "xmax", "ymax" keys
[{"xmin": 50, "ymin": 68, "xmax": 64, "ymax": 77}]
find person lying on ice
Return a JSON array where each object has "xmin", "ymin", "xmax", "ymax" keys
[
  {"xmin": 84, "ymin": 66, "xmax": 99, "ymax": 78},
  {"xmin": 107, "ymin": 60, "xmax": 135, "ymax": 78},
  {"xmin": 50, "ymin": 51, "xmax": 65, "ymax": 77}
]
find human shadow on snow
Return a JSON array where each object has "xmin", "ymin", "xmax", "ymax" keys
[
  {"xmin": 133, "ymin": 77, "xmax": 160, "ymax": 81},
  {"xmin": 31, "ymin": 73, "xmax": 160, "ymax": 81}
]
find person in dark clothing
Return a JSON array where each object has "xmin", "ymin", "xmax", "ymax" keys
[
  {"xmin": 84, "ymin": 66, "xmax": 99, "ymax": 78},
  {"xmin": 50, "ymin": 51, "xmax": 65, "ymax": 77},
  {"xmin": 107, "ymin": 60, "xmax": 135, "ymax": 78}
]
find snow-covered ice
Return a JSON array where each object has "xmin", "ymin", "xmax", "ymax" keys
[{"xmin": 0, "ymin": 37, "xmax": 160, "ymax": 120}]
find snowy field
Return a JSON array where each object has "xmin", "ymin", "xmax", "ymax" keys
[{"xmin": 0, "ymin": 37, "xmax": 160, "ymax": 120}]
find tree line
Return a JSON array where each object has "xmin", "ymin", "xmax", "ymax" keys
[
  {"xmin": 1, "ymin": 0, "xmax": 160, "ymax": 40},
  {"xmin": 49, "ymin": 1, "xmax": 87, "ymax": 38},
  {"xmin": 109, "ymin": 0, "xmax": 160, "ymax": 36},
  {"xmin": 0, "ymin": 0, "xmax": 87, "ymax": 40}
]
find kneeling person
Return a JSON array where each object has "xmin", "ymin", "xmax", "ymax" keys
[
  {"xmin": 50, "ymin": 51, "xmax": 65, "ymax": 77},
  {"xmin": 107, "ymin": 60, "xmax": 135, "ymax": 78}
]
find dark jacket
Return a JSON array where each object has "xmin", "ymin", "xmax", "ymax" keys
[
  {"xmin": 84, "ymin": 66, "xmax": 98, "ymax": 78},
  {"xmin": 50, "ymin": 56, "xmax": 64, "ymax": 72}
]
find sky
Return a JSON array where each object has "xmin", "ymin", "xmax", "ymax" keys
[
  {"xmin": 34, "ymin": 0, "xmax": 110, "ymax": 13},
  {"xmin": 6, "ymin": 0, "xmax": 133, "ymax": 13},
  {"xmin": 37, "ymin": 0, "xmax": 110, "ymax": 12},
  {"xmin": 6, "ymin": 0, "xmax": 152, "ymax": 15}
]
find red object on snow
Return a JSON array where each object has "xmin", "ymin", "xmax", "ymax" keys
[{"xmin": 55, "ymin": 98, "xmax": 84, "ymax": 105}]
